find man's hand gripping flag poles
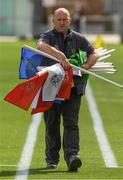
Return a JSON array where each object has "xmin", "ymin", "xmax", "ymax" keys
[{"xmin": 23, "ymin": 44, "xmax": 123, "ymax": 89}]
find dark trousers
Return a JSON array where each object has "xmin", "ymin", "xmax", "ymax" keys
[{"xmin": 44, "ymin": 88, "xmax": 82, "ymax": 164}]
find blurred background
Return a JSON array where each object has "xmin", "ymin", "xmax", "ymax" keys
[
  {"xmin": 0, "ymin": 2, "xmax": 123, "ymax": 179},
  {"xmin": 0, "ymin": 0, "xmax": 123, "ymax": 43}
]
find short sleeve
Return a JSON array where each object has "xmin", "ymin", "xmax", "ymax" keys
[
  {"xmin": 74, "ymin": 32, "xmax": 94, "ymax": 56},
  {"xmin": 80, "ymin": 36, "xmax": 94, "ymax": 56},
  {"xmin": 38, "ymin": 33, "xmax": 51, "ymax": 45}
]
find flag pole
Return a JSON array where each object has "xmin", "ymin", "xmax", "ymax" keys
[{"xmin": 23, "ymin": 44, "xmax": 123, "ymax": 89}]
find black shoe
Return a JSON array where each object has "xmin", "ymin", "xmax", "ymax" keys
[
  {"xmin": 46, "ymin": 163, "xmax": 57, "ymax": 169},
  {"xmin": 68, "ymin": 155, "xmax": 82, "ymax": 172}
]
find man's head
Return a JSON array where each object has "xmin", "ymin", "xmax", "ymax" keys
[{"xmin": 53, "ymin": 8, "xmax": 71, "ymax": 34}]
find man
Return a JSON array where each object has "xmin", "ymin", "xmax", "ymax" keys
[{"xmin": 37, "ymin": 8, "xmax": 99, "ymax": 171}]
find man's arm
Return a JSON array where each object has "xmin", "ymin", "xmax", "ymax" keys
[
  {"xmin": 82, "ymin": 51, "xmax": 99, "ymax": 70},
  {"xmin": 37, "ymin": 41, "xmax": 70, "ymax": 69}
]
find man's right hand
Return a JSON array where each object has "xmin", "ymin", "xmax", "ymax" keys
[{"xmin": 58, "ymin": 52, "xmax": 70, "ymax": 70}]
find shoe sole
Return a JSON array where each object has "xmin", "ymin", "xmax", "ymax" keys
[{"xmin": 68, "ymin": 157, "xmax": 82, "ymax": 171}]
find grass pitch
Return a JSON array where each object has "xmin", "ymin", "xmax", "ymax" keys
[{"xmin": 0, "ymin": 40, "xmax": 123, "ymax": 179}]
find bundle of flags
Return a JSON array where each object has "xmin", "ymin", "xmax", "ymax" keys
[
  {"xmin": 4, "ymin": 45, "xmax": 117, "ymax": 114},
  {"xmin": 4, "ymin": 47, "xmax": 73, "ymax": 114},
  {"xmin": 69, "ymin": 47, "xmax": 116, "ymax": 75},
  {"xmin": 92, "ymin": 47, "xmax": 116, "ymax": 74}
]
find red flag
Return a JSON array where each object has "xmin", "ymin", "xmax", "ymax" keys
[
  {"xmin": 31, "ymin": 93, "xmax": 53, "ymax": 114},
  {"xmin": 4, "ymin": 72, "xmax": 48, "ymax": 110},
  {"xmin": 56, "ymin": 67, "xmax": 73, "ymax": 99}
]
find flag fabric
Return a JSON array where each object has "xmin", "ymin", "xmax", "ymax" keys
[
  {"xmin": 4, "ymin": 72, "xmax": 48, "ymax": 110},
  {"xmin": 19, "ymin": 47, "xmax": 56, "ymax": 79},
  {"xmin": 4, "ymin": 63, "xmax": 73, "ymax": 114},
  {"xmin": 31, "ymin": 93, "xmax": 53, "ymax": 114},
  {"xmin": 4, "ymin": 46, "xmax": 73, "ymax": 114},
  {"xmin": 4, "ymin": 73, "xmax": 48, "ymax": 110},
  {"xmin": 69, "ymin": 49, "xmax": 89, "ymax": 82},
  {"xmin": 56, "ymin": 67, "xmax": 73, "ymax": 100},
  {"xmin": 31, "ymin": 66, "xmax": 73, "ymax": 114},
  {"xmin": 41, "ymin": 64, "xmax": 65, "ymax": 101},
  {"xmin": 30, "ymin": 63, "xmax": 66, "ymax": 109}
]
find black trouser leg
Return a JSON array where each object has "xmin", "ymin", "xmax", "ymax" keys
[
  {"xmin": 62, "ymin": 88, "xmax": 82, "ymax": 163},
  {"xmin": 44, "ymin": 104, "xmax": 61, "ymax": 164}
]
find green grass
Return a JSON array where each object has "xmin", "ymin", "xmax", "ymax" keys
[
  {"xmin": 89, "ymin": 44, "xmax": 123, "ymax": 167},
  {"xmin": 0, "ymin": 41, "xmax": 123, "ymax": 179}
]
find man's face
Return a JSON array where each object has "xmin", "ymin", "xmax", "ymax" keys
[{"xmin": 53, "ymin": 11, "xmax": 71, "ymax": 33}]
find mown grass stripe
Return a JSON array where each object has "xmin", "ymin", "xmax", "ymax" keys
[
  {"xmin": 15, "ymin": 113, "xmax": 42, "ymax": 180},
  {"xmin": 0, "ymin": 165, "xmax": 17, "ymax": 167},
  {"xmin": 86, "ymin": 82, "xmax": 118, "ymax": 168}
]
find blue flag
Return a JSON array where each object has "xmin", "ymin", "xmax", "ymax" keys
[{"xmin": 19, "ymin": 47, "xmax": 56, "ymax": 79}]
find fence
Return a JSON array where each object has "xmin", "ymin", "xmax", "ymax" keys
[{"xmin": 80, "ymin": 15, "xmax": 121, "ymax": 34}]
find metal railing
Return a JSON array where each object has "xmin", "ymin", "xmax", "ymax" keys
[{"xmin": 80, "ymin": 15, "xmax": 121, "ymax": 34}]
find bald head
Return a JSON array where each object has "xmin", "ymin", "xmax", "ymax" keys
[
  {"xmin": 54, "ymin": 8, "xmax": 71, "ymax": 19},
  {"xmin": 53, "ymin": 8, "xmax": 71, "ymax": 34}
]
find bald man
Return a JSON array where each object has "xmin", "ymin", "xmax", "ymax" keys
[{"xmin": 37, "ymin": 8, "xmax": 99, "ymax": 171}]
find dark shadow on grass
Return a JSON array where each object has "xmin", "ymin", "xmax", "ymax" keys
[{"xmin": 0, "ymin": 167, "xmax": 75, "ymax": 177}]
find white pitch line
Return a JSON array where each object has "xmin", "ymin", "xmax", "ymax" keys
[
  {"xmin": 15, "ymin": 113, "xmax": 42, "ymax": 180},
  {"xmin": 86, "ymin": 82, "xmax": 118, "ymax": 168}
]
